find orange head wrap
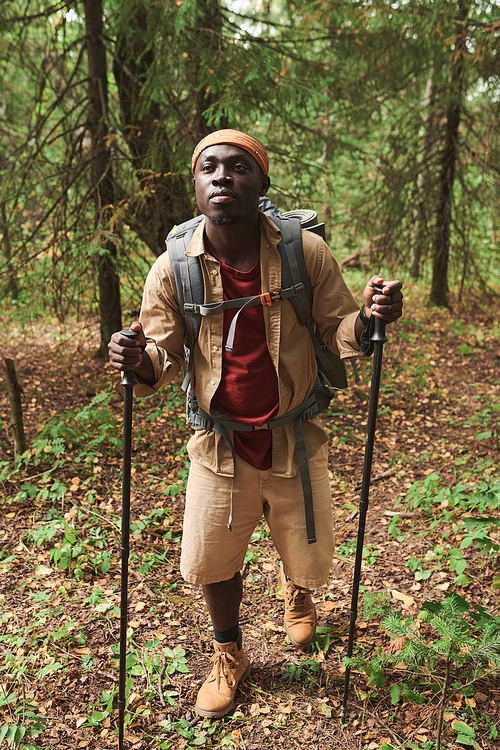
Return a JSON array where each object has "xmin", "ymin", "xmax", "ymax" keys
[{"xmin": 191, "ymin": 129, "xmax": 269, "ymax": 176}]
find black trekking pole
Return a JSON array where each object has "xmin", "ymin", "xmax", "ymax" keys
[
  {"xmin": 341, "ymin": 313, "xmax": 388, "ymax": 721},
  {"xmin": 118, "ymin": 329, "xmax": 139, "ymax": 750}
]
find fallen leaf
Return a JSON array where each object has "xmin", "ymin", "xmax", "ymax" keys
[
  {"xmin": 384, "ymin": 636, "xmax": 405, "ymax": 655},
  {"xmin": 391, "ymin": 590, "xmax": 416, "ymax": 609},
  {"xmin": 435, "ymin": 582, "xmax": 450, "ymax": 591},
  {"xmin": 451, "ymin": 693, "xmax": 464, "ymax": 708},
  {"xmin": 263, "ymin": 621, "xmax": 281, "ymax": 632},
  {"xmin": 318, "ymin": 702, "xmax": 332, "ymax": 717},
  {"xmin": 35, "ymin": 565, "xmax": 53, "ymax": 577}
]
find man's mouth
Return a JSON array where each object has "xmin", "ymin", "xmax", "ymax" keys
[{"xmin": 209, "ymin": 190, "xmax": 235, "ymax": 203}]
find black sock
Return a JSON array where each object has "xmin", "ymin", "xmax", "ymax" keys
[{"xmin": 213, "ymin": 624, "xmax": 241, "ymax": 647}]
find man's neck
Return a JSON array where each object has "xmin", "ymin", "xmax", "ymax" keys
[{"xmin": 204, "ymin": 215, "xmax": 261, "ymax": 272}]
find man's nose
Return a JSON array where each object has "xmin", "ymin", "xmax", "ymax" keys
[{"xmin": 212, "ymin": 166, "xmax": 232, "ymax": 184}]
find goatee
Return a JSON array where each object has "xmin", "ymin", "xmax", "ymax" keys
[{"xmin": 209, "ymin": 212, "xmax": 239, "ymax": 226}]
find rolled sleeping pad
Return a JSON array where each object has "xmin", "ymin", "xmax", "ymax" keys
[{"xmin": 282, "ymin": 209, "xmax": 326, "ymax": 241}]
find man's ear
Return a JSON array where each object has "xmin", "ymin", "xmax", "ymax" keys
[{"xmin": 260, "ymin": 176, "xmax": 271, "ymax": 196}]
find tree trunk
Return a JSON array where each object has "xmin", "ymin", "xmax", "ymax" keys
[
  {"xmin": 1, "ymin": 201, "xmax": 19, "ymax": 300},
  {"xmin": 112, "ymin": 0, "xmax": 228, "ymax": 256},
  {"xmin": 430, "ymin": 3, "xmax": 468, "ymax": 307},
  {"xmin": 3, "ymin": 358, "xmax": 26, "ymax": 456},
  {"xmin": 112, "ymin": 2, "xmax": 193, "ymax": 257},
  {"xmin": 192, "ymin": 0, "xmax": 230, "ymax": 140},
  {"xmin": 410, "ymin": 74, "xmax": 434, "ymax": 280},
  {"xmin": 83, "ymin": 0, "xmax": 122, "ymax": 356}
]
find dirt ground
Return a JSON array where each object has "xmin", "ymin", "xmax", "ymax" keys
[{"xmin": 0, "ymin": 291, "xmax": 499, "ymax": 749}]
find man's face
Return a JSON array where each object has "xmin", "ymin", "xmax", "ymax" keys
[{"xmin": 193, "ymin": 144, "xmax": 270, "ymax": 226}]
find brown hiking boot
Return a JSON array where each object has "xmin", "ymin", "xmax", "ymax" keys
[
  {"xmin": 280, "ymin": 565, "xmax": 316, "ymax": 649},
  {"xmin": 195, "ymin": 640, "xmax": 251, "ymax": 718}
]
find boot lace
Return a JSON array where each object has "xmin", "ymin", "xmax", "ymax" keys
[
  {"xmin": 210, "ymin": 650, "xmax": 239, "ymax": 689},
  {"xmin": 284, "ymin": 580, "xmax": 311, "ymax": 612}
]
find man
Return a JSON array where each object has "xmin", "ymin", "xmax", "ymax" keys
[{"xmin": 109, "ymin": 129, "xmax": 403, "ymax": 719}]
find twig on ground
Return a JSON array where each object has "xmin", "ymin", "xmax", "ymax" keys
[
  {"xmin": 131, "ymin": 570, "xmax": 156, "ymax": 599},
  {"xmin": 362, "ymin": 709, "xmax": 406, "ymax": 749},
  {"xmin": 97, "ymin": 670, "xmax": 119, "ymax": 682},
  {"xmin": 68, "ymin": 498, "xmax": 120, "ymax": 531},
  {"xmin": 436, "ymin": 658, "xmax": 451, "ymax": 750},
  {"xmin": 354, "ymin": 467, "xmax": 397, "ymax": 489},
  {"xmin": 158, "ymin": 651, "xmax": 166, "ymax": 707}
]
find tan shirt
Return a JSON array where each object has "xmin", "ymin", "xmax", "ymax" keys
[{"xmin": 135, "ymin": 212, "xmax": 362, "ymax": 477}]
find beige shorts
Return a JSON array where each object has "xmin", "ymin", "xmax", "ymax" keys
[{"xmin": 180, "ymin": 444, "xmax": 334, "ymax": 588}]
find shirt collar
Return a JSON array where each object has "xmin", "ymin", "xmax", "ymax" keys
[{"xmin": 185, "ymin": 211, "xmax": 282, "ymax": 259}]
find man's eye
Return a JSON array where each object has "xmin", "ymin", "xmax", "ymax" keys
[{"xmin": 234, "ymin": 164, "xmax": 247, "ymax": 171}]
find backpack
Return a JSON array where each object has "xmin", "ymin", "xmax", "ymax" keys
[
  {"xmin": 167, "ymin": 198, "xmax": 348, "ymax": 394},
  {"xmin": 165, "ymin": 198, "xmax": 348, "ymax": 544}
]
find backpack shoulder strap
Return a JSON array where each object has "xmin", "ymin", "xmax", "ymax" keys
[
  {"xmin": 273, "ymin": 215, "xmax": 312, "ymax": 326},
  {"xmin": 167, "ymin": 216, "xmax": 204, "ymax": 391},
  {"xmin": 273, "ymin": 216, "xmax": 348, "ymax": 390}
]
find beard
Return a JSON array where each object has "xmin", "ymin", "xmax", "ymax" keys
[{"xmin": 209, "ymin": 210, "xmax": 240, "ymax": 226}]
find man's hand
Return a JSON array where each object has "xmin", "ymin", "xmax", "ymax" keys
[
  {"xmin": 108, "ymin": 322, "xmax": 156, "ymax": 387},
  {"xmin": 362, "ymin": 276, "xmax": 403, "ymax": 324}
]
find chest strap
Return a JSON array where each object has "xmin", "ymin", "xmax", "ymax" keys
[{"xmin": 185, "ymin": 282, "xmax": 304, "ymax": 352}]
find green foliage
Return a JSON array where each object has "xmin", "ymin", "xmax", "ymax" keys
[
  {"xmin": 35, "ymin": 391, "xmax": 121, "ymax": 458},
  {"xmin": 450, "ymin": 721, "xmax": 481, "ymax": 750},
  {"xmin": 392, "ymin": 476, "xmax": 500, "ymax": 586},
  {"xmin": 2, "ymin": 0, "xmax": 500, "ymax": 323},
  {"xmin": 282, "ymin": 658, "xmax": 321, "ymax": 687},
  {"xmin": 347, "ymin": 590, "xmax": 500, "ymax": 699},
  {"xmin": 0, "ymin": 702, "xmax": 46, "ymax": 748},
  {"xmin": 27, "ymin": 516, "xmax": 114, "ymax": 579}
]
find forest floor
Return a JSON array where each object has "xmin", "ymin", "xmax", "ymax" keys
[{"xmin": 1, "ymin": 286, "xmax": 500, "ymax": 750}]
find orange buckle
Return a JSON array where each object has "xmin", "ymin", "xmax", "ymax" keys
[{"xmin": 260, "ymin": 291, "xmax": 278, "ymax": 306}]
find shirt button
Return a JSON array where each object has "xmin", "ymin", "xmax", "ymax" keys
[
  {"xmin": 211, "ymin": 269, "xmax": 218, "ymax": 275},
  {"xmin": 211, "ymin": 380, "xmax": 216, "ymax": 386},
  {"xmin": 212, "ymin": 345, "xmax": 218, "ymax": 352}
]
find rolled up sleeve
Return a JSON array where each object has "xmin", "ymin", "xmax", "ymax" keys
[
  {"xmin": 303, "ymin": 232, "xmax": 362, "ymax": 360},
  {"xmin": 133, "ymin": 253, "xmax": 186, "ymax": 398}
]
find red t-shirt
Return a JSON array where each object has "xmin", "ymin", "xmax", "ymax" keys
[{"xmin": 209, "ymin": 245, "xmax": 279, "ymax": 470}]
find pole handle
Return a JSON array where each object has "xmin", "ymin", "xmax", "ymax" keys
[
  {"xmin": 120, "ymin": 329, "xmax": 140, "ymax": 387},
  {"xmin": 371, "ymin": 316, "xmax": 388, "ymax": 345},
  {"xmin": 371, "ymin": 284, "xmax": 389, "ymax": 343}
]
